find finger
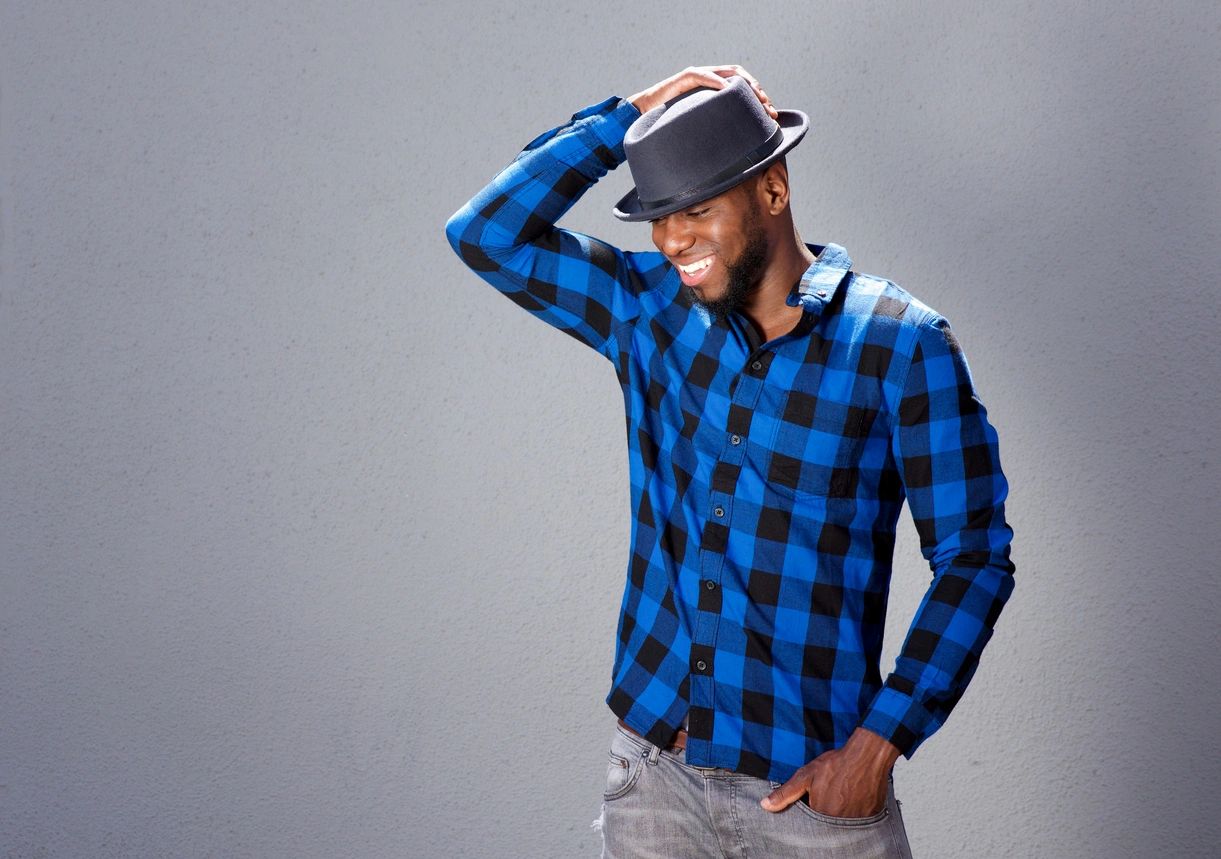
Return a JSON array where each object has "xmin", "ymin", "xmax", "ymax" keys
[
  {"xmin": 706, "ymin": 66, "xmax": 758, "ymax": 89},
  {"xmin": 700, "ymin": 67, "xmax": 777, "ymax": 116},
  {"xmin": 737, "ymin": 73, "xmax": 773, "ymax": 109},
  {"xmin": 753, "ymin": 87, "xmax": 778, "ymax": 118},
  {"xmin": 711, "ymin": 66, "xmax": 763, "ymax": 94},
  {"xmin": 760, "ymin": 779, "xmax": 805, "ymax": 812},
  {"xmin": 708, "ymin": 69, "xmax": 773, "ymax": 105},
  {"xmin": 722, "ymin": 64, "xmax": 758, "ymax": 87},
  {"xmin": 693, "ymin": 69, "xmax": 730, "ymax": 88},
  {"xmin": 705, "ymin": 68, "xmax": 740, "ymax": 84},
  {"xmin": 758, "ymin": 90, "xmax": 776, "ymax": 110}
]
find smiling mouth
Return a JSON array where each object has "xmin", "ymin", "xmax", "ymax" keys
[{"xmin": 676, "ymin": 254, "xmax": 715, "ymax": 286}]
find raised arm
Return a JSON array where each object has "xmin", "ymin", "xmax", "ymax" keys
[
  {"xmin": 859, "ymin": 313, "xmax": 1017, "ymax": 758},
  {"xmin": 442, "ymin": 93, "xmax": 645, "ymax": 361},
  {"xmin": 443, "ymin": 67, "xmax": 780, "ymax": 362}
]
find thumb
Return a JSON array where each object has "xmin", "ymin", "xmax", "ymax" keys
[{"xmin": 760, "ymin": 780, "xmax": 803, "ymax": 812}]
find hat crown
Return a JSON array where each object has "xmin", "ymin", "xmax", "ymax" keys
[{"xmin": 624, "ymin": 75, "xmax": 783, "ymax": 212}]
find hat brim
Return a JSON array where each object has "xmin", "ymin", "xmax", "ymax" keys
[{"xmin": 611, "ymin": 108, "xmax": 810, "ymax": 222}]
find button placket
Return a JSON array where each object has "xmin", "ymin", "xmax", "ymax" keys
[{"xmin": 688, "ymin": 347, "xmax": 772, "ymax": 758}]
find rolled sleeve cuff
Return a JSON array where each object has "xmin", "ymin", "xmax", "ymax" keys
[
  {"xmin": 858, "ymin": 682, "xmax": 938, "ymax": 760},
  {"xmin": 585, "ymin": 96, "xmax": 642, "ymax": 164}
]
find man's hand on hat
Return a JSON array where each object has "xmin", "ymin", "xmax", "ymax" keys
[{"xmin": 628, "ymin": 65, "xmax": 779, "ymax": 120}]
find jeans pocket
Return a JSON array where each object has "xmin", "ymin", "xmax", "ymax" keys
[
  {"xmin": 604, "ymin": 730, "xmax": 646, "ymax": 801},
  {"xmin": 768, "ymin": 781, "xmax": 890, "ymax": 827}
]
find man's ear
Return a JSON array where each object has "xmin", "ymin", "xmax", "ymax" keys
[{"xmin": 757, "ymin": 160, "xmax": 790, "ymax": 215}]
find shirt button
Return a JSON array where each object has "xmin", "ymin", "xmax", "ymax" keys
[
  {"xmin": 751, "ymin": 360, "xmax": 762, "ymax": 371},
  {"xmin": 696, "ymin": 660, "xmax": 707, "ymax": 671},
  {"xmin": 816, "ymin": 289, "xmax": 827, "ymax": 298},
  {"xmin": 730, "ymin": 433, "xmax": 741, "ymax": 445},
  {"xmin": 713, "ymin": 506, "xmax": 724, "ymax": 517},
  {"xmin": 704, "ymin": 579, "xmax": 717, "ymax": 590}
]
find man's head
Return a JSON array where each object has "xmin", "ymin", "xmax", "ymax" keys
[
  {"xmin": 612, "ymin": 74, "xmax": 809, "ymax": 225},
  {"xmin": 648, "ymin": 155, "xmax": 792, "ymax": 321}
]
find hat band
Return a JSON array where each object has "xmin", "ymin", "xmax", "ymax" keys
[{"xmin": 637, "ymin": 123, "xmax": 786, "ymax": 211}]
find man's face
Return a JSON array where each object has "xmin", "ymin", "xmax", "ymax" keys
[{"xmin": 649, "ymin": 180, "xmax": 769, "ymax": 322}]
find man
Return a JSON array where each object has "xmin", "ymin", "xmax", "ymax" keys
[{"xmin": 444, "ymin": 65, "xmax": 1016, "ymax": 858}]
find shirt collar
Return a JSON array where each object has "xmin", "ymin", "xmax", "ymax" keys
[{"xmin": 785, "ymin": 242, "xmax": 853, "ymax": 312}]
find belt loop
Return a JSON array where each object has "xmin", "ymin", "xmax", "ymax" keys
[{"xmin": 646, "ymin": 742, "xmax": 661, "ymax": 765}]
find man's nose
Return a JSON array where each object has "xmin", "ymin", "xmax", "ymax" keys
[{"xmin": 655, "ymin": 221, "xmax": 694, "ymax": 257}]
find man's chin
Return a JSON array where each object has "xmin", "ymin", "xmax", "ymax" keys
[
  {"xmin": 685, "ymin": 285, "xmax": 743, "ymax": 322},
  {"xmin": 685, "ymin": 284, "xmax": 723, "ymax": 308}
]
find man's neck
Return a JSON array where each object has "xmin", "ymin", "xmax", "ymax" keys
[{"xmin": 741, "ymin": 233, "xmax": 817, "ymax": 342}]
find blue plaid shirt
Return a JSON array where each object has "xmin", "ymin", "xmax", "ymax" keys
[{"xmin": 444, "ymin": 93, "xmax": 1016, "ymax": 784}]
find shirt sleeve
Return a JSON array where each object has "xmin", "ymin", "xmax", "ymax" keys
[
  {"xmin": 858, "ymin": 313, "xmax": 1017, "ymax": 758},
  {"xmin": 443, "ymin": 94, "xmax": 646, "ymax": 362}
]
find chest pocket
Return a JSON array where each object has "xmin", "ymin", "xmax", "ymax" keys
[{"xmin": 761, "ymin": 389, "xmax": 876, "ymax": 500}]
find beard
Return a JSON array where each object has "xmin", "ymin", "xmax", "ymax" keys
[{"xmin": 682, "ymin": 199, "xmax": 769, "ymax": 323}]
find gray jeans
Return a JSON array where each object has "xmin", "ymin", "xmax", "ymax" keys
[{"xmin": 594, "ymin": 720, "xmax": 914, "ymax": 858}]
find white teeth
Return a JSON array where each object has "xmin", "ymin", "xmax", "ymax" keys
[{"xmin": 678, "ymin": 256, "xmax": 713, "ymax": 273}]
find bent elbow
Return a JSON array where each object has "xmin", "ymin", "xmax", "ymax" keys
[
  {"xmin": 443, "ymin": 205, "xmax": 472, "ymax": 258},
  {"xmin": 443, "ymin": 204, "xmax": 501, "ymax": 274}
]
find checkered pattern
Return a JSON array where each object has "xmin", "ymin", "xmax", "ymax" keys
[{"xmin": 444, "ymin": 94, "xmax": 1016, "ymax": 784}]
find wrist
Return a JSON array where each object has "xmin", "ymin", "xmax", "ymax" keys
[
  {"xmin": 844, "ymin": 726, "xmax": 902, "ymax": 775},
  {"xmin": 627, "ymin": 90, "xmax": 656, "ymax": 114}
]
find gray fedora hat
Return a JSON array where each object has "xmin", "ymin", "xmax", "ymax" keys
[{"xmin": 612, "ymin": 74, "xmax": 809, "ymax": 222}]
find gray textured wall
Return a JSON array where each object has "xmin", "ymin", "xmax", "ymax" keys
[{"xmin": 2, "ymin": 1, "xmax": 1218, "ymax": 857}]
